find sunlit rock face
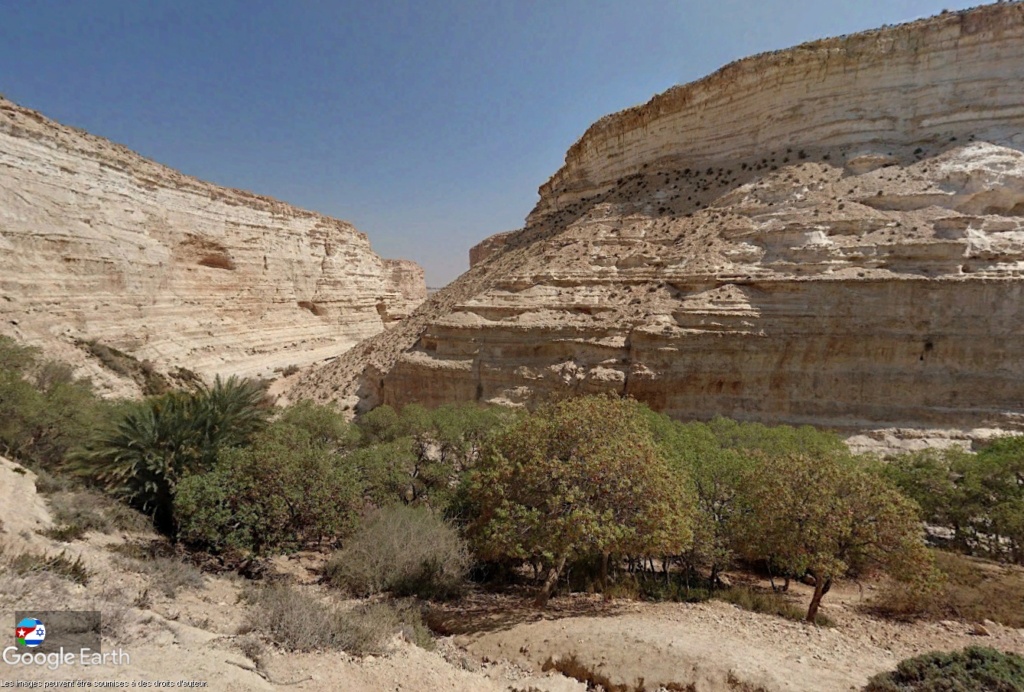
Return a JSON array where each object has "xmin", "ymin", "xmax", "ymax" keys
[
  {"xmin": 0, "ymin": 96, "xmax": 425, "ymax": 396},
  {"xmin": 294, "ymin": 3, "xmax": 1024, "ymax": 434}
]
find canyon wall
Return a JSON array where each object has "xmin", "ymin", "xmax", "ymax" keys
[
  {"xmin": 0, "ymin": 96, "xmax": 424, "ymax": 396},
  {"xmin": 535, "ymin": 3, "xmax": 1024, "ymax": 218},
  {"xmin": 292, "ymin": 3, "xmax": 1024, "ymax": 435}
]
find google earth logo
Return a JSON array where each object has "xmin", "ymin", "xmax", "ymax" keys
[{"xmin": 15, "ymin": 618, "xmax": 45, "ymax": 648}]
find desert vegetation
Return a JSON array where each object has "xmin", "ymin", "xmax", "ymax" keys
[{"xmin": 2, "ymin": 332, "xmax": 1024, "ymax": 683}]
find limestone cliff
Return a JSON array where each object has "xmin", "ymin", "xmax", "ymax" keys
[
  {"xmin": 0, "ymin": 96, "xmax": 425, "ymax": 396},
  {"xmin": 292, "ymin": 3, "xmax": 1024, "ymax": 434}
]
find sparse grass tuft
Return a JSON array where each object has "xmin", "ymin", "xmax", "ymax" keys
[
  {"xmin": 8, "ymin": 549, "xmax": 89, "ymax": 585},
  {"xmin": 715, "ymin": 585, "xmax": 830, "ymax": 625}
]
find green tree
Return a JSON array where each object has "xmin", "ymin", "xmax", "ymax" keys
[
  {"xmin": 467, "ymin": 395, "xmax": 693, "ymax": 606},
  {"xmin": 350, "ymin": 402, "xmax": 513, "ymax": 512},
  {"xmin": 735, "ymin": 452, "xmax": 929, "ymax": 622},
  {"xmin": 885, "ymin": 440, "xmax": 1024, "ymax": 564}
]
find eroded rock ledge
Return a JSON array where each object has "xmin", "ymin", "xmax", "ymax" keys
[{"xmin": 0, "ymin": 96, "xmax": 424, "ymax": 396}]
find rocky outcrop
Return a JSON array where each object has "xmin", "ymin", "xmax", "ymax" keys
[
  {"xmin": 469, "ymin": 230, "xmax": 518, "ymax": 268},
  {"xmin": 292, "ymin": 3, "xmax": 1024, "ymax": 434},
  {"xmin": 0, "ymin": 96, "xmax": 425, "ymax": 396}
]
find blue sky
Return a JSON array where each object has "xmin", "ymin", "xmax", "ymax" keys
[{"xmin": 0, "ymin": 1, "xmax": 981, "ymax": 285}]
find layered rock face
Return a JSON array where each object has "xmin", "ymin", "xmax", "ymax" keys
[
  {"xmin": 293, "ymin": 3, "xmax": 1024, "ymax": 433},
  {"xmin": 0, "ymin": 97, "xmax": 424, "ymax": 396}
]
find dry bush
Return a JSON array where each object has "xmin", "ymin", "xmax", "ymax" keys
[
  {"xmin": 7, "ymin": 548, "xmax": 89, "ymax": 585},
  {"xmin": 116, "ymin": 552, "xmax": 204, "ymax": 597},
  {"xmin": 240, "ymin": 583, "xmax": 431, "ymax": 655},
  {"xmin": 43, "ymin": 489, "xmax": 153, "ymax": 542},
  {"xmin": 236, "ymin": 634, "xmax": 265, "ymax": 664},
  {"xmin": 542, "ymin": 654, "xmax": 661, "ymax": 692},
  {"xmin": 141, "ymin": 558, "xmax": 205, "ymax": 597},
  {"xmin": 44, "ymin": 490, "xmax": 112, "ymax": 538},
  {"xmin": 326, "ymin": 505, "xmax": 469, "ymax": 600},
  {"xmin": 872, "ymin": 550, "xmax": 1024, "ymax": 627}
]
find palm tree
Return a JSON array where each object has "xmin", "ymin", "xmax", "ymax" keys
[{"xmin": 71, "ymin": 376, "xmax": 268, "ymax": 532}]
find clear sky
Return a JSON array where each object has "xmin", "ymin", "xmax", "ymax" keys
[{"xmin": 0, "ymin": 1, "xmax": 983, "ymax": 286}]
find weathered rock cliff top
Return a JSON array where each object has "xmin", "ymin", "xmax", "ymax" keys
[
  {"xmin": 292, "ymin": 2, "xmax": 1024, "ymax": 440},
  {"xmin": 0, "ymin": 96, "xmax": 425, "ymax": 396}
]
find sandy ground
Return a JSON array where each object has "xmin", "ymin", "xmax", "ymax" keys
[{"xmin": 2, "ymin": 456, "xmax": 1023, "ymax": 692}]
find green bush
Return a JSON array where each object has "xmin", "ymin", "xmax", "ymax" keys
[
  {"xmin": 175, "ymin": 420, "xmax": 359, "ymax": 555},
  {"xmin": 864, "ymin": 647, "xmax": 1024, "ymax": 691},
  {"xmin": 326, "ymin": 505, "xmax": 469, "ymax": 600},
  {"xmin": 73, "ymin": 376, "xmax": 267, "ymax": 531},
  {"xmin": 0, "ymin": 336, "xmax": 115, "ymax": 470}
]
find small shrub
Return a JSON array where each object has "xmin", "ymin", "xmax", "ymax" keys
[
  {"xmin": 241, "ymin": 583, "xmax": 430, "ymax": 655},
  {"xmin": 326, "ymin": 505, "xmax": 469, "ymax": 600},
  {"xmin": 42, "ymin": 524, "xmax": 89, "ymax": 542},
  {"xmin": 45, "ymin": 490, "xmax": 112, "ymax": 538},
  {"xmin": 864, "ymin": 647, "xmax": 1024, "ymax": 691}
]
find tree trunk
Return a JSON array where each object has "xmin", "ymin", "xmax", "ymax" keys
[
  {"xmin": 806, "ymin": 572, "xmax": 830, "ymax": 623},
  {"xmin": 535, "ymin": 554, "xmax": 567, "ymax": 608},
  {"xmin": 599, "ymin": 552, "xmax": 610, "ymax": 596}
]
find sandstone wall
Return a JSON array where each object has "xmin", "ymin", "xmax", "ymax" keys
[{"xmin": 0, "ymin": 97, "xmax": 425, "ymax": 396}]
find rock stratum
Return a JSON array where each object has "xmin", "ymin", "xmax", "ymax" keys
[
  {"xmin": 0, "ymin": 96, "xmax": 425, "ymax": 396},
  {"xmin": 293, "ymin": 2, "xmax": 1024, "ymax": 434}
]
